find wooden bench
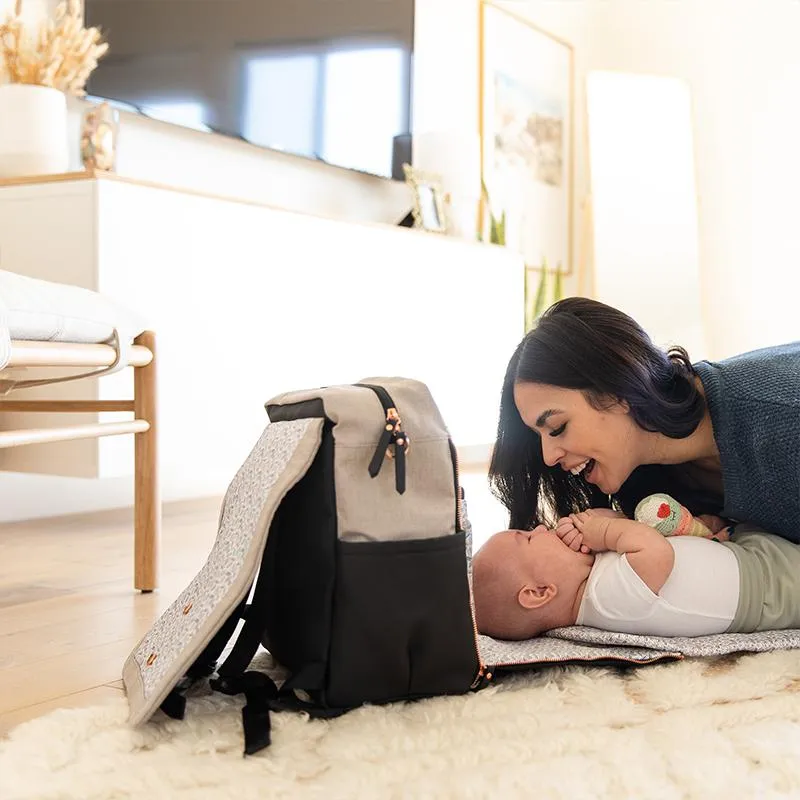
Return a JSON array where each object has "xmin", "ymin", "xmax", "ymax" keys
[{"xmin": 0, "ymin": 331, "xmax": 160, "ymax": 591}]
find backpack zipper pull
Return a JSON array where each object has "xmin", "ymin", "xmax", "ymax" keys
[
  {"xmin": 368, "ymin": 409, "xmax": 398, "ymax": 478},
  {"xmin": 394, "ymin": 430, "xmax": 407, "ymax": 494},
  {"xmin": 367, "ymin": 406, "xmax": 410, "ymax": 494}
]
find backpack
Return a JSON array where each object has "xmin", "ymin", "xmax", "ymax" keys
[{"xmin": 123, "ymin": 377, "xmax": 676, "ymax": 755}]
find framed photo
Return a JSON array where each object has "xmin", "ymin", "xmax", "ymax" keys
[
  {"xmin": 480, "ymin": 1, "xmax": 574, "ymax": 275},
  {"xmin": 403, "ymin": 164, "xmax": 448, "ymax": 233}
]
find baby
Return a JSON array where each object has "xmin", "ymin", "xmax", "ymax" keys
[{"xmin": 472, "ymin": 507, "xmax": 800, "ymax": 640}]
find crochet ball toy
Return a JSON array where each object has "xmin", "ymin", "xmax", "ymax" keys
[{"xmin": 634, "ymin": 493, "xmax": 716, "ymax": 538}]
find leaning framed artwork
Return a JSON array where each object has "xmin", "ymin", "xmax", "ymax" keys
[
  {"xmin": 403, "ymin": 163, "xmax": 448, "ymax": 234},
  {"xmin": 479, "ymin": 1, "xmax": 574, "ymax": 276}
]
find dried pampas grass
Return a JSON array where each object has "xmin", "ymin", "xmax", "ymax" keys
[{"xmin": 0, "ymin": 0, "xmax": 108, "ymax": 95}]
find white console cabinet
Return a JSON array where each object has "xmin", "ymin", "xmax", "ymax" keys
[{"xmin": 0, "ymin": 174, "xmax": 524, "ymax": 520}]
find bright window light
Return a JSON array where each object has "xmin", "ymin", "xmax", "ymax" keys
[
  {"xmin": 141, "ymin": 101, "xmax": 211, "ymax": 132},
  {"xmin": 242, "ymin": 44, "xmax": 406, "ymax": 176},
  {"xmin": 322, "ymin": 47, "xmax": 405, "ymax": 176},
  {"xmin": 243, "ymin": 55, "xmax": 318, "ymax": 156}
]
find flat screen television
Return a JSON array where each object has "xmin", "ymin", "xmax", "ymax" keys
[{"xmin": 84, "ymin": 0, "xmax": 415, "ymax": 180}]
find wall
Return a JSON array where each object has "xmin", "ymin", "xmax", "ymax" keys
[{"xmin": 587, "ymin": 0, "xmax": 800, "ymax": 359}]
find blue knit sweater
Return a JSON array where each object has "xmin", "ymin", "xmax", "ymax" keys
[{"xmin": 694, "ymin": 342, "xmax": 800, "ymax": 543}]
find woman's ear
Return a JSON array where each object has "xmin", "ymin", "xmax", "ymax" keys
[
  {"xmin": 587, "ymin": 390, "xmax": 629, "ymax": 415},
  {"xmin": 614, "ymin": 398, "xmax": 631, "ymax": 414},
  {"xmin": 518, "ymin": 583, "xmax": 557, "ymax": 610}
]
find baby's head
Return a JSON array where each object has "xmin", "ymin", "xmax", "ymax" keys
[{"xmin": 472, "ymin": 526, "xmax": 594, "ymax": 640}]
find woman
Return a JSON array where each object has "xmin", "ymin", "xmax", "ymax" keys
[{"xmin": 489, "ymin": 297, "xmax": 800, "ymax": 543}]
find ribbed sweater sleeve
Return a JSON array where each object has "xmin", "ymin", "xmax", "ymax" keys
[{"xmin": 694, "ymin": 342, "xmax": 800, "ymax": 543}]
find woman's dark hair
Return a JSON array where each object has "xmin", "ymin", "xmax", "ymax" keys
[{"xmin": 489, "ymin": 297, "xmax": 708, "ymax": 529}]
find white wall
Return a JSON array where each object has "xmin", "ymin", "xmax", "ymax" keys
[{"xmin": 587, "ymin": 0, "xmax": 800, "ymax": 359}]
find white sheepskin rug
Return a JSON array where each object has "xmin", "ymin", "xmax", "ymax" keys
[{"xmin": 4, "ymin": 650, "xmax": 800, "ymax": 799}]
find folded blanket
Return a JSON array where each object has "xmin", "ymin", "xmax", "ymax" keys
[{"xmin": 478, "ymin": 626, "xmax": 800, "ymax": 671}]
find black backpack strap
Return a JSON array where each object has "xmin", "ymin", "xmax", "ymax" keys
[
  {"xmin": 210, "ymin": 670, "xmax": 351, "ymax": 756},
  {"xmin": 211, "ymin": 671, "xmax": 280, "ymax": 755},
  {"xmin": 215, "ymin": 546, "xmax": 273, "ymax": 679},
  {"xmin": 157, "ymin": 595, "xmax": 249, "ymax": 720}
]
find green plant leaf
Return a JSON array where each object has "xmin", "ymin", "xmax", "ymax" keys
[
  {"xmin": 533, "ymin": 266, "xmax": 548, "ymax": 321},
  {"xmin": 553, "ymin": 266, "xmax": 563, "ymax": 303}
]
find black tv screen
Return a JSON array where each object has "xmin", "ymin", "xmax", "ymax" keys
[{"xmin": 84, "ymin": 0, "xmax": 415, "ymax": 179}]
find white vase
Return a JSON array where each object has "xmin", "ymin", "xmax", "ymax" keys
[{"xmin": 0, "ymin": 84, "xmax": 69, "ymax": 178}]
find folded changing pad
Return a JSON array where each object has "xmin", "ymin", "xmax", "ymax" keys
[{"xmin": 479, "ymin": 626, "xmax": 800, "ymax": 673}]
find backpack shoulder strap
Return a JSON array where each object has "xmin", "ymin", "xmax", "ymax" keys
[{"xmin": 123, "ymin": 417, "xmax": 324, "ymax": 726}]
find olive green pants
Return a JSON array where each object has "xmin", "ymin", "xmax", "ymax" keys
[{"xmin": 724, "ymin": 525, "xmax": 800, "ymax": 633}]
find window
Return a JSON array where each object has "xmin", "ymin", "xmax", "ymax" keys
[{"xmin": 242, "ymin": 43, "xmax": 408, "ymax": 177}]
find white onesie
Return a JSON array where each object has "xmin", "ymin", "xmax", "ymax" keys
[{"xmin": 576, "ymin": 536, "xmax": 740, "ymax": 637}]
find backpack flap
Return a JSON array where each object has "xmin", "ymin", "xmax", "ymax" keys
[{"xmin": 123, "ymin": 417, "xmax": 324, "ymax": 727}]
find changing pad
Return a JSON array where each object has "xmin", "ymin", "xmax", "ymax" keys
[{"xmin": 479, "ymin": 625, "xmax": 800, "ymax": 673}]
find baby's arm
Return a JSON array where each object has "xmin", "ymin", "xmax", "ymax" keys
[{"xmin": 570, "ymin": 510, "xmax": 676, "ymax": 595}]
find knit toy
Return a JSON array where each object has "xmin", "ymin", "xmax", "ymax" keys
[{"xmin": 634, "ymin": 493, "xmax": 730, "ymax": 543}]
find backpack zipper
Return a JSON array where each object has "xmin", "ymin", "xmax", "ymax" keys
[
  {"xmin": 449, "ymin": 439, "xmax": 464, "ymax": 533},
  {"xmin": 357, "ymin": 383, "xmax": 409, "ymax": 494},
  {"xmin": 451, "ymin": 442, "xmax": 489, "ymax": 691}
]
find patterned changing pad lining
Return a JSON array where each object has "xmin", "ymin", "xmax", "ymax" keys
[{"xmin": 478, "ymin": 626, "xmax": 800, "ymax": 670}]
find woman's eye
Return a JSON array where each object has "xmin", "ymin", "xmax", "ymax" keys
[{"xmin": 550, "ymin": 422, "xmax": 567, "ymax": 437}]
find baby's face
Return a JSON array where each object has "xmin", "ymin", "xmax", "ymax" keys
[{"xmin": 482, "ymin": 526, "xmax": 593, "ymax": 584}]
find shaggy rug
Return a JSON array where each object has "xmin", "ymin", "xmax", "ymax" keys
[{"xmin": 5, "ymin": 651, "xmax": 800, "ymax": 799}]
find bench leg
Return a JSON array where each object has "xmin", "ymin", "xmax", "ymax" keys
[{"xmin": 133, "ymin": 331, "xmax": 160, "ymax": 592}]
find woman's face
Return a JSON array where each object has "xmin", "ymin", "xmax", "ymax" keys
[{"xmin": 513, "ymin": 381, "xmax": 644, "ymax": 495}]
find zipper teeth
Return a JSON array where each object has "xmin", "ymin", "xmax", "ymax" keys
[
  {"xmin": 450, "ymin": 439, "xmax": 484, "ymax": 688},
  {"xmin": 468, "ymin": 581, "xmax": 489, "ymax": 689},
  {"xmin": 453, "ymin": 442, "xmax": 464, "ymax": 532},
  {"xmin": 448, "ymin": 439, "xmax": 463, "ymax": 533}
]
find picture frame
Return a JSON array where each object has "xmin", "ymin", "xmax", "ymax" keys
[
  {"xmin": 402, "ymin": 163, "xmax": 448, "ymax": 234},
  {"xmin": 479, "ymin": 1, "xmax": 575, "ymax": 275}
]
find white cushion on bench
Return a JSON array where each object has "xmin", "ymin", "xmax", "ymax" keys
[
  {"xmin": 0, "ymin": 269, "xmax": 147, "ymax": 369},
  {"xmin": 0, "ymin": 269, "xmax": 147, "ymax": 343}
]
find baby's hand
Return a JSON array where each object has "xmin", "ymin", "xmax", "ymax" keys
[
  {"xmin": 556, "ymin": 508, "xmax": 622, "ymax": 553},
  {"xmin": 569, "ymin": 510, "xmax": 613, "ymax": 552},
  {"xmin": 697, "ymin": 514, "xmax": 728, "ymax": 535},
  {"xmin": 555, "ymin": 517, "xmax": 591, "ymax": 554}
]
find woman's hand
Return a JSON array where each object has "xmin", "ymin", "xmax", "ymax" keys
[{"xmin": 556, "ymin": 507, "xmax": 623, "ymax": 553}]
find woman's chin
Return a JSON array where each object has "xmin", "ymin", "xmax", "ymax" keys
[{"xmin": 588, "ymin": 465, "xmax": 619, "ymax": 495}]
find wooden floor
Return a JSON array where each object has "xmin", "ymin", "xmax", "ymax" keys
[
  {"xmin": 0, "ymin": 497, "xmax": 221, "ymax": 737},
  {"xmin": 0, "ymin": 471, "xmax": 506, "ymax": 739}
]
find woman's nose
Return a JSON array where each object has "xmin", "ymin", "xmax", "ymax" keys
[{"xmin": 541, "ymin": 436, "xmax": 565, "ymax": 467}]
